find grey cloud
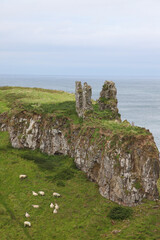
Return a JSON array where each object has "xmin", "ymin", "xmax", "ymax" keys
[{"xmin": 0, "ymin": 0, "xmax": 160, "ymax": 75}]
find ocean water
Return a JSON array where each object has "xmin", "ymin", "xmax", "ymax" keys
[{"xmin": 0, "ymin": 74, "xmax": 160, "ymax": 150}]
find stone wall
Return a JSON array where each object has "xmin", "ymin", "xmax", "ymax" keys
[
  {"xmin": 82, "ymin": 82, "xmax": 93, "ymax": 113},
  {"xmin": 75, "ymin": 82, "xmax": 83, "ymax": 117},
  {"xmin": 75, "ymin": 81, "xmax": 93, "ymax": 118}
]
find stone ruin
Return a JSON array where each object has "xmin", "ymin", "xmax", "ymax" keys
[
  {"xmin": 75, "ymin": 82, "xmax": 83, "ymax": 117},
  {"xmin": 75, "ymin": 81, "xmax": 93, "ymax": 118},
  {"xmin": 75, "ymin": 80, "xmax": 119, "ymax": 119},
  {"xmin": 98, "ymin": 81, "xmax": 119, "ymax": 114}
]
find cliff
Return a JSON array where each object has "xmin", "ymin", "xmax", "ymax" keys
[
  {"xmin": 0, "ymin": 85, "xmax": 159, "ymax": 206},
  {"xmin": 0, "ymin": 110, "xmax": 159, "ymax": 206}
]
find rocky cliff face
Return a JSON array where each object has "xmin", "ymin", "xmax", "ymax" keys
[{"xmin": 0, "ymin": 111, "xmax": 159, "ymax": 206}]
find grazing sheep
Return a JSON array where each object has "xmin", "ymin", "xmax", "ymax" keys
[
  {"xmin": 55, "ymin": 203, "xmax": 59, "ymax": 210},
  {"xmin": 50, "ymin": 203, "xmax": 54, "ymax": 208},
  {"xmin": 19, "ymin": 174, "xmax": 27, "ymax": 179},
  {"xmin": 32, "ymin": 205, "xmax": 39, "ymax": 208},
  {"xmin": 25, "ymin": 212, "xmax": 30, "ymax": 218},
  {"xmin": 38, "ymin": 191, "xmax": 45, "ymax": 196},
  {"xmin": 53, "ymin": 209, "xmax": 57, "ymax": 214},
  {"xmin": 32, "ymin": 191, "xmax": 38, "ymax": 196},
  {"xmin": 24, "ymin": 221, "xmax": 31, "ymax": 227},
  {"xmin": 53, "ymin": 192, "xmax": 61, "ymax": 197}
]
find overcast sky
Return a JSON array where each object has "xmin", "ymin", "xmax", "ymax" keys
[{"xmin": 0, "ymin": 0, "xmax": 160, "ymax": 76}]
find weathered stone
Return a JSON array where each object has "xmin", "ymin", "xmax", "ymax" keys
[
  {"xmin": 0, "ymin": 112, "xmax": 159, "ymax": 206},
  {"xmin": 82, "ymin": 82, "xmax": 93, "ymax": 113},
  {"xmin": 75, "ymin": 81, "xmax": 93, "ymax": 118},
  {"xmin": 75, "ymin": 81, "xmax": 83, "ymax": 117},
  {"xmin": 98, "ymin": 81, "xmax": 119, "ymax": 115},
  {"xmin": 100, "ymin": 81, "xmax": 117, "ymax": 99}
]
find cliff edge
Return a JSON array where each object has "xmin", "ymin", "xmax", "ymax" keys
[{"xmin": 0, "ymin": 83, "xmax": 159, "ymax": 206}]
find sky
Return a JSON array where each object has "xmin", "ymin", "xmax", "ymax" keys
[{"xmin": 0, "ymin": 0, "xmax": 160, "ymax": 76}]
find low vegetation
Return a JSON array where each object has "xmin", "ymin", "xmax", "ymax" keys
[
  {"xmin": 0, "ymin": 131, "xmax": 160, "ymax": 240},
  {"xmin": 108, "ymin": 206, "xmax": 133, "ymax": 220},
  {"xmin": 0, "ymin": 86, "xmax": 151, "ymax": 136}
]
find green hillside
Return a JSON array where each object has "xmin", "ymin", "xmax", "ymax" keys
[{"xmin": 0, "ymin": 131, "xmax": 159, "ymax": 240}]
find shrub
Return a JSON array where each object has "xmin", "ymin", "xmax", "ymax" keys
[{"xmin": 108, "ymin": 206, "xmax": 133, "ymax": 220}]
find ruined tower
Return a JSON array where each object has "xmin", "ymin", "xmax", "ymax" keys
[
  {"xmin": 75, "ymin": 81, "xmax": 83, "ymax": 117},
  {"xmin": 98, "ymin": 81, "xmax": 119, "ymax": 114},
  {"xmin": 82, "ymin": 82, "xmax": 93, "ymax": 113},
  {"xmin": 75, "ymin": 81, "xmax": 93, "ymax": 118}
]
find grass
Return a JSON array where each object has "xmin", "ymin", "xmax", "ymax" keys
[
  {"xmin": 0, "ymin": 101, "xmax": 10, "ymax": 114},
  {"xmin": 0, "ymin": 131, "xmax": 160, "ymax": 240},
  {"xmin": 0, "ymin": 86, "xmax": 151, "ymax": 136}
]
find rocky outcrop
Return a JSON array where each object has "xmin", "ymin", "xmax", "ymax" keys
[
  {"xmin": 0, "ymin": 112, "xmax": 159, "ymax": 206},
  {"xmin": 98, "ymin": 81, "xmax": 119, "ymax": 114},
  {"xmin": 75, "ymin": 82, "xmax": 93, "ymax": 118}
]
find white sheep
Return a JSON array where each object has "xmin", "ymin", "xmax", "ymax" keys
[
  {"xmin": 19, "ymin": 174, "xmax": 27, "ymax": 179},
  {"xmin": 38, "ymin": 191, "xmax": 45, "ymax": 196},
  {"xmin": 53, "ymin": 209, "xmax": 57, "ymax": 214},
  {"xmin": 55, "ymin": 203, "xmax": 59, "ymax": 210},
  {"xmin": 25, "ymin": 212, "xmax": 30, "ymax": 218},
  {"xmin": 32, "ymin": 205, "xmax": 39, "ymax": 208},
  {"xmin": 32, "ymin": 191, "xmax": 38, "ymax": 196},
  {"xmin": 50, "ymin": 203, "xmax": 54, "ymax": 208},
  {"xmin": 53, "ymin": 192, "xmax": 61, "ymax": 197},
  {"xmin": 24, "ymin": 221, "xmax": 31, "ymax": 227}
]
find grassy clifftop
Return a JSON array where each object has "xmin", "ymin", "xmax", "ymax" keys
[
  {"xmin": 0, "ymin": 86, "xmax": 151, "ymax": 137},
  {"xmin": 0, "ymin": 86, "xmax": 75, "ymax": 114}
]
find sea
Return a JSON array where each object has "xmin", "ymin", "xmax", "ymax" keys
[{"xmin": 0, "ymin": 74, "xmax": 160, "ymax": 150}]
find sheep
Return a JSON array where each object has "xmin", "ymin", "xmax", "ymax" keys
[
  {"xmin": 32, "ymin": 205, "xmax": 39, "ymax": 208},
  {"xmin": 38, "ymin": 191, "xmax": 45, "ymax": 196},
  {"xmin": 24, "ymin": 221, "xmax": 31, "ymax": 227},
  {"xmin": 53, "ymin": 192, "xmax": 61, "ymax": 197},
  {"xmin": 55, "ymin": 203, "xmax": 59, "ymax": 210},
  {"xmin": 32, "ymin": 191, "xmax": 38, "ymax": 196},
  {"xmin": 50, "ymin": 203, "xmax": 54, "ymax": 208},
  {"xmin": 25, "ymin": 212, "xmax": 30, "ymax": 218},
  {"xmin": 19, "ymin": 174, "xmax": 27, "ymax": 179},
  {"xmin": 53, "ymin": 209, "xmax": 57, "ymax": 214}
]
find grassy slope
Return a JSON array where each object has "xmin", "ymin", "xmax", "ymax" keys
[{"xmin": 0, "ymin": 131, "xmax": 160, "ymax": 240}]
